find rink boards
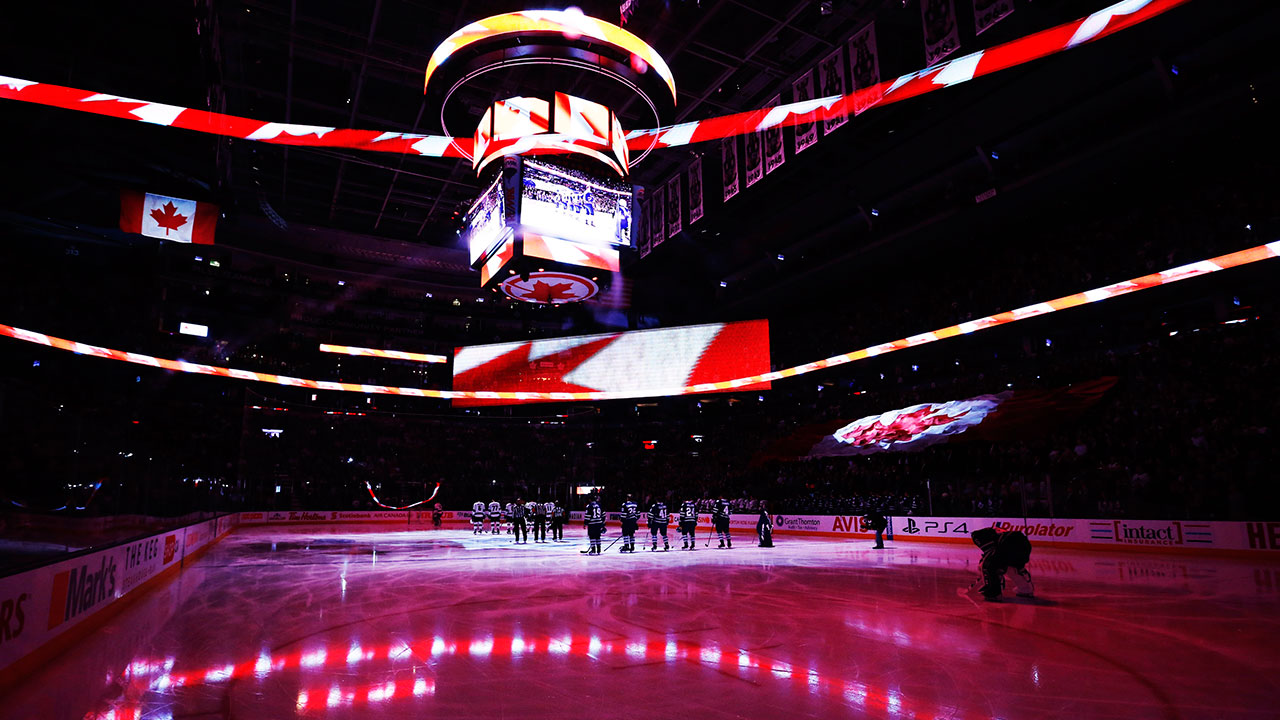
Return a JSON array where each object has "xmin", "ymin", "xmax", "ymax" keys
[
  {"xmin": 237, "ymin": 510, "xmax": 1280, "ymax": 554},
  {"xmin": 0, "ymin": 514, "xmax": 237, "ymax": 682},
  {"xmin": 4, "ymin": 510, "xmax": 1276, "ymax": 678}
]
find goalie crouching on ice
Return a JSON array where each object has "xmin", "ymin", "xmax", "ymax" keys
[{"xmin": 970, "ymin": 527, "xmax": 1034, "ymax": 602}]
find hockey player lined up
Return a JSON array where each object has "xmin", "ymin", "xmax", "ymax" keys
[
  {"xmin": 678, "ymin": 498, "xmax": 699, "ymax": 550},
  {"xmin": 503, "ymin": 501, "xmax": 514, "ymax": 534},
  {"xmin": 511, "ymin": 498, "xmax": 529, "ymax": 544},
  {"xmin": 432, "ymin": 503, "xmax": 444, "ymax": 529},
  {"xmin": 647, "ymin": 499, "xmax": 670, "ymax": 551},
  {"xmin": 531, "ymin": 500, "xmax": 549, "ymax": 543},
  {"xmin": 550, "ymin": 501, "xmax": 565, "ymax": 541},
  {"xmin": 619, "ymin": 494, "xmax": 640, "ymax": 553},
  {"xmin": 970, "ymin": 527, "xmax": 1034, "ymax": 602},
  {"xmin": 584, "ymin": 494, "xmax": 606, "ymax": 555},
  {"xmin": 712, "ymin": 496, "xmax": 732, "ymax": 548},
  {"xmin": 471, "ymin": 501, "xmax": 486, "ymax": 534},
  {"xmin": 488, "ymin": 500, "xmax": 502, "ymax": 534}
]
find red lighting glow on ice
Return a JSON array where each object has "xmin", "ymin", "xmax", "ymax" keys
[{"xmin": 1, "ymin": 242, "xmax": 1276, "ymax": 401}]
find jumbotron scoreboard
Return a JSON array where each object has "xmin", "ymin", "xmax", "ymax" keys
[
  {"xmin": 425, "ymin": 10, "xmax": 674, "ymax": 305},
  {"xmin": 463, "ymin": 154, "xmax": 637, "ymax": 305}
]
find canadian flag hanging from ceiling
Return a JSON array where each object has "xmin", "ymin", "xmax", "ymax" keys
[{"xmin": 119, "ymin": 190, "xmax": 218, "ymax": 244}]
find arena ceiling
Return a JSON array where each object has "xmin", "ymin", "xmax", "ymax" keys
[{"xmin": 0, "ymin": 1, "xmax": 1274, "ymax": 319}]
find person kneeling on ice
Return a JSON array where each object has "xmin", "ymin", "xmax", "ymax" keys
[
  {"xmin": 584, "ymin": 494, "xmax": 606, "ymax": 555},
  {"xmin": 970, "ymin": 527, "xmax": 1034, "ymax": 602},
  {"xmin": 756, "ymin": 502, "xmax": 774, "ymax": 547},
  {"xmin": 863, "ymin": 511, "xmax": 887, "ymax": 549}
]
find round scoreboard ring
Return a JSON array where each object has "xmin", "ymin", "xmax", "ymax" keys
[{"xmin": 424, "ymin": 10, "xmax": 676, "ymax": 167}]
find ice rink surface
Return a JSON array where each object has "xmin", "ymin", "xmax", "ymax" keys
[{"xmin": 7, "ymin": 525, "xmax": 1279, "ymax": 720}]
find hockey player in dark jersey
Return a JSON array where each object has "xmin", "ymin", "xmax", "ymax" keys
[
  {"xmin": 549, "ymin": 501, "xmax": 565, "ymax": 541},
  {"xmin": 678, "ymin": 498, "xmax": 699, "ymax": 550},
  {"xmin": 618, "ymin": 495, "xmax": 640, "ymax": 553},
  {"xmin": 511, "ymin": 498, "xmax": 529, "ymax": 544},
  {"xmin": 531, "ymin": 499, "xmax": 549, "ymax": 543},
  {"xmin": 583, "ymin": 495, "xmax": 606, "ymax": 555},
  {"xmin": 431, "ymin": 503, "xmax": 443, "ymax": 529},
  {"xmin": 864, "ymin": 511, "xmax": 888, "ymax": 549},
  {"xmin": 756, "ymin": 502, "xmax": 774, "ymax": 547},
  {"xmin": 647, "ymin": 499, "xmax": 670, "ymax": 551},
  {"xmin": 471, "ymin": 501, "xmax": 486, "ymax": 534},
  {"xmin": 712, "ymin": 497, "xmax": 732, "ymax": 548},
  {"xmin": 970, "ymin": 527, "xmax": 1034, "ymax": 601}
]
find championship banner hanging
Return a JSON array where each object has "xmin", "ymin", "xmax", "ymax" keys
[
  {"xmin": 792, "ymin": 71, "xmax": 818, "ymax": 153},
  {"xmin": 922, "ymin": 0, "xmax": 962, "ymax": 66},
  {"xmin": 119, "ymin": 190, "xmax": 217, "ymax": 244},
  {"xmin": 818, "ymin": 47, "xmax": 848, "ymax": 135},
  {"xmin": 688, "ymin": 156, "xmax": 705, "ymax": 224},
  {"xmin": 763, "ymin": 94, "xmax": 785, "ymax": 175},
  {"xmin": 638, "ymin": 195, "xmax": 653, "ymax": 257},
  {"xmin": 744, "ymin": 122, "xmax": 764, "ymax": 187},
  {"xmin": 848, "ymin": 23, "xmax": 882, "ymax": 116},
  {"xmin": 974, "ymin": 0, "xmax": 1015, "ymax": 35},
  {"xmin": 666, "ymin": 175, "xmax": 682, "ymax": 239},
  {"xmin": 721, "ymin": 137, "xmax": 740, "ymax": 201},
  {"xmin": 650, "ymin": 181, "xmax": 666, "ymax": 249}
]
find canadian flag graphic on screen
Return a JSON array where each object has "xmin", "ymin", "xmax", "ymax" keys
[
  {"xmin": 452, "ymin": 320, "xmax": 771, "ymax": 406},
  {"xmin": 119, "ymin": 190, "xmax": 218, "ymax": 244}
]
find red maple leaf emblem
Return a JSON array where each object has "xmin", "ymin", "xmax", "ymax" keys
[
  {"xmin": 149, "ymin": 201, "xmax": 188, "ymax": 236},
  {"xmin": 520, "ymin": 280, "xmax": 578, "ymax": 303}
]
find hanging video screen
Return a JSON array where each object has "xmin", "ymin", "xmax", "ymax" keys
[
  {"xmin": 520, "ymin": 159, "xmax": 632, "ymax": 248},
  {"xmin": 465, "ymin": 175, "xmax": 507, "ymax": 265}
]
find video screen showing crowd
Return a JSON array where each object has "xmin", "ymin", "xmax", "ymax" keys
[{"xmin": 470, "ymin": 498, "xmax": 566, "ymax": 543}]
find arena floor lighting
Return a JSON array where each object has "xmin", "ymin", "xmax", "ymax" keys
[
  {"xmin": 2, "ymin": 241, "xmax": 1275, "ymax": 402},
  {"xmin": 0, "ymin": 0, "xmax": 1192, "ymax": 162}
]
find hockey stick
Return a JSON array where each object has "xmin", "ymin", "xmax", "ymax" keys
[
  {"xmin": 579, "ymin": 531, "xmax": 620, "ymax": 553},
  {"xmin": 704, "ymin": 525, "xmax": 715, "ymax": 547}
]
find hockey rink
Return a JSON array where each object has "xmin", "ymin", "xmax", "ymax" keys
[{"xmin": 7, "ymin": 525, "xmax": 1279, "ymax": 720}]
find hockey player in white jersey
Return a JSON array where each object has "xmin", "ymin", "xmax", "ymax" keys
[
  {"xmin": 503, "ymin": 501, "xmax": 514, "ymax": 534},
  {"xmin": 471, "ymin": 501, "xmax": 486, "ymax": 534},
  {"xmin": 486, "ymin": 500, "xmax": 501, "ymax": 534}
]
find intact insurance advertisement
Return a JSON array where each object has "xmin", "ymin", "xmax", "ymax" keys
[{"xmin": 0, "ymin": 516, "xmax": 236, "ymax": 673}]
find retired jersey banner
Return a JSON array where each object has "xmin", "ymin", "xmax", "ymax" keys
[
  {"xmin": 638, "ymin": 195, "xmax": 653, "ymax": 257},
  {"xmin": 650, "ymin": 187, "xmax": 665, "ymax": 249},
  {"xmin": 743, "ymin": 123, "xmax": 764, "ymax": 188},
  {"xmin": 763, "ymin": 94, "xmax": 786, "ymax": 174},
  {"xmin": 818, "ymin": 47, "xmax": 848, "ymax": 134},
  {"xmin": 666, "ymin": 175, "xmax": 682, "ymax": 239},
  {"xmin": 792, "ymin": 71, "xmax": 818, "ymax": 153},
  {"xmin": 848, "ymin": 23, "xmax": 882, "ymax": 116},
  {"xmin": 688, "ymin": 156, "xmax": 704, "ymax": 224},
  {"xmin": 808, "ymin": 378, "xmax": 1117, "ymax": 456},
  {"xmin": 922, "ymin": 0, "xmax": 961, "ymax": 66},
  {"xmin": 119, "ymin": 190, "xmax": 217, "ymax": 244},
  {"xmin": 974, "ymin": 0, "xmax": 1015, "ymax": 35},
  {"xmin": 721, "ymin": 137, "xmax": 740, "ymax": 201}
]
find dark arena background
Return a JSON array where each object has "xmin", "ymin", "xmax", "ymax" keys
[{"xmin": 2, "ymin": 1, "xmax": 1279, "ymax": 718}]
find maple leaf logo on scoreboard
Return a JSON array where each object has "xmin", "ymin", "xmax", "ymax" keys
[{"xmin": 451, "ymin": 319, "xmax": 771, "ymax": 406}]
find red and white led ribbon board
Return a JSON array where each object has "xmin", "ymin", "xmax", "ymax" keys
[
  {"xmin": 319, "ymin": 344, "xmax": 448, "ymax": 364},
  {"xmin": 0, "ymin": 0, "xmax": 1192, "ymax": 161},
  {"xmin": 3, "ymin": 242, "xmax": 1275, "ymax": 401}
]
